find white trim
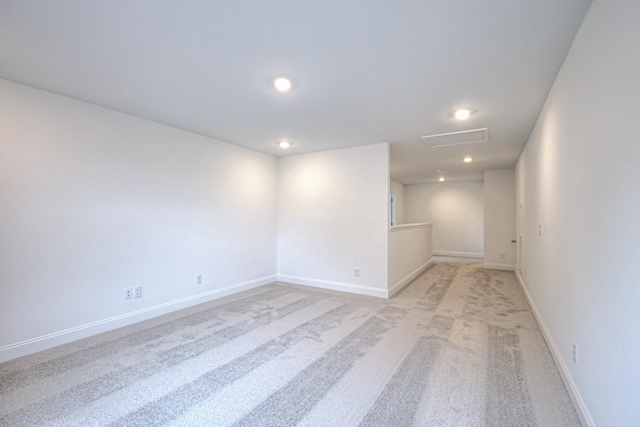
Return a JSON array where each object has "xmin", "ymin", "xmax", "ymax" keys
[
  {"xmin": 433, "ymin": 250, "xmax": 483, "ymax": 259},
  {"xmin": 0, "ymin": 274, "xmax": 276, "ymax": 363},
  {"xmin": 515, "ymin": 270, "xmax": 594, "ymax": 427},
  {"xmin": 483, "ymin": 262, "xmax": 514, "ymax": 271},
  {"xmin": 389, "ymin": 222, "xmax": 432, "ymax": 232},
  {"xmin": 388, "ymin": 258, "xmax": 434, "ymax": 297},
  {"xmin": 277, "ymin": 274, "xmax": 387, "ymax": 299}
]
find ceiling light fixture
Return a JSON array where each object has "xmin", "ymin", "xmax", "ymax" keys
[
  {"xmin": 455, "ymin": 109, "xmax": 471, "ymax": 120},
  {"xmin": 439, "ymin": 177, "xmax": 445, "ymax": 182},
  {"xmin": 274, "ymin": 78, "xmax": 292, "ymax": 92},
  {"xmin": 463, "ymin": 156, "xmax": 473, "ymax": 163},
  {"xmin": 279, "ymin": 141, "xmax": 291, "ymax": 149}
]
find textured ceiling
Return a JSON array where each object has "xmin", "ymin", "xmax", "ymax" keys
[{"xmin": 0, "ymin": 1, "xmax": 591, "ymax": 183}]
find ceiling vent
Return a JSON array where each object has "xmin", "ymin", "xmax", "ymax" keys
[{"xmin": 421, "ymin": 128, "xmax": 489, "ymax": 148}]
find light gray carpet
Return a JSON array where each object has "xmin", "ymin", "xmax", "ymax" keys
[{"xmin": 0, "ymin": 262, "xmax": 580, "ymax": 426}]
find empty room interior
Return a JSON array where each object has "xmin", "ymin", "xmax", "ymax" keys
[{"xmin": 1, "ymin": 1, "xmax": 639, "ymax": 426}]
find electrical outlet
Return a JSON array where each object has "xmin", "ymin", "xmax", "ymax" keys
[
  {"xmin": 196, "ymin": 274, "xmax": 203, "ymax": 285},
  {"xmin": 538, "ymin": 223, "xmax": 543, "ymax": 236},
  {"xmin": 500, "ymin": 253, "xmax": 506, "ymax": 259},
  {"xmin": 124, "ymin": 288, "xmax": 133, "ymax": 300},
  {"xmin": 440, "ymin": 242, "xmax": 444, "ymax": 247},
  {"xmin": 354, "ymin": 267, "xmax": 360, "ymax": 277},
  {"xmin": 134, "ymin": 286, "xmax": 142, "ymax": 298},
  {"xmin": 573, "ymin": 343, "xmax": 577, "ymax": 364}
]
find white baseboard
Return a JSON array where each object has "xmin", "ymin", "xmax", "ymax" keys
[
  {"xmin": 388, "ymin": 258, "xmax": 434, "ymax": 297},
  {"xmin": 483, "ymin": 262, "xmax": 514, "ymax": 271},
  {"xmin": 515, "ymin": 270, "xmax": 594, "ymax": 427},
  {"xmin": 433, "ymin": 250, "xmax": 483, "ymax": 259},
  {"xmin": 0, "ymin": 274, "xmax": 276, "ymax": 363},
  {"xmin": 277, "ymin": 274, "xmax": 387, "ymax": 299}
]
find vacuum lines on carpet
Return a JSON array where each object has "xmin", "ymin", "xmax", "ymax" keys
[{"xmin": 0, "ymin": 263, "xmax": 580, "ymax": 426}]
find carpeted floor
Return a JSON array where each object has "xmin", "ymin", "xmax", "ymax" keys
[{"xmin": 0, "ymin": 262, "xmax": 580, "ymax": 426}]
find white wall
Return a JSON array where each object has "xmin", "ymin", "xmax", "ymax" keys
[
  {"xmin": 390, "ymin": 180, "xmax": 405, "ymax": 224},
  {"xmin": 405, "ymin": 181, "xmax": 484, "ymax": 257},
  {"xmin": 278, "ymin": 144, "xmax": 389, "ymax": 297},
  {"xmin": 515, "ymin": 2, "xmax": 640, "ymax": 425},
  {"xmin": 388, "ymin": 223, "xmax": 433, "ymax": 296},
  {"xmin": 0, "ymin": 79, "xmax": 278, "ymax": 362},
  {"xmin": 483, "ymin": 170, "xmax": 515, "ymax": 270}
]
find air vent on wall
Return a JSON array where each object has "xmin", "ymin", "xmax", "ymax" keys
[{"xmin": 421, "ymin": 128, "xmax": 489, "ymax": 148}]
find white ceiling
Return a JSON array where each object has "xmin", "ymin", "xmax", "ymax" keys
[{"xmin": 0, "ymin": 1, "xmax": 591, "ymax": 184}]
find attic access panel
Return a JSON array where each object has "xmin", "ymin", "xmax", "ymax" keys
[{"xmin": 421, "ymin": 128, "xmax": 489, "ymax": 148}]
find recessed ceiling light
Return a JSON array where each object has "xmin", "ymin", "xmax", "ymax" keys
[
  {"xmin": 455, "ymin": 109, "xmax": 471, "ymax": 120},
  {"xmin": 463, "ymin": 156, "xmax": 473, "ymax": 163},
  {"xmin": 274, "ymin": 78, "xmax": 292, "ymax": 92},
  {"xmin": 279, "ymin": 141, "xmax": 291, "ymax": 149},
  {"xmin": 439, "ymin": 177, "xmax": 445, "ymax": 182}
]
